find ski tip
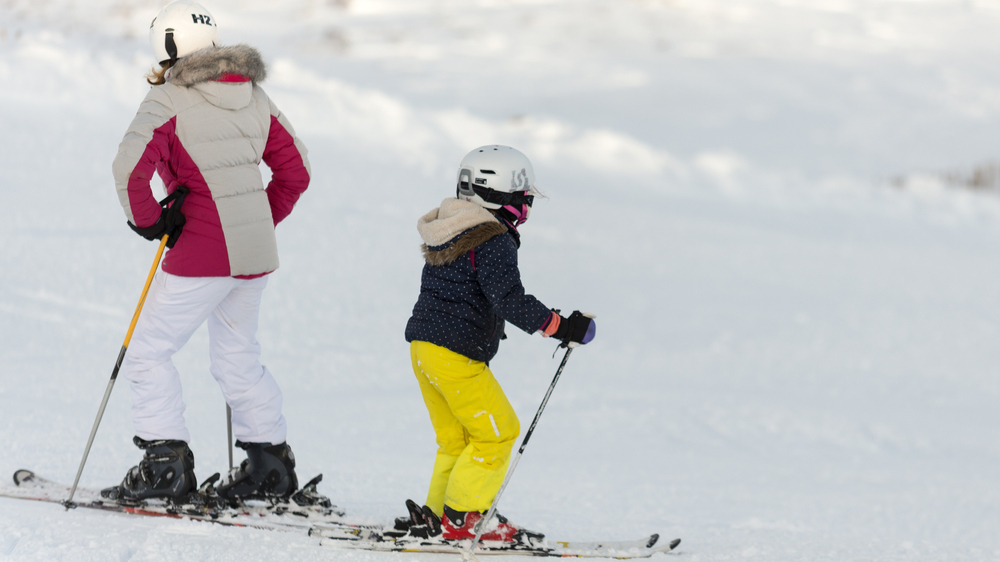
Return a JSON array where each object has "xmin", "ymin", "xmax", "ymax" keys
[
  {"xmin": 668, "ymin": 538, "xmax": 681, "ymax": 550},
  {"xmin": 13, "ymin": 469, "xmax": 35, "ymax": 486},
  {"xmin": 646, "ymin": 534, "xmax": 659, "ymax": 548}
]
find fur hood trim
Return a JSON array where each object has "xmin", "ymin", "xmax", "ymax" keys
[
  {"xmin": 417, "ymin": 198, "xmax": 507, "ymax": 265},
  {"xmin": 169, "ymin": 44, "xmax": 267, "ymax": 87}
]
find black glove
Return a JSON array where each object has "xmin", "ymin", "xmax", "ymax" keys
[
  {"xmin": 128, "ymin": 186, "xmax": 189, "ymax": 248},
  {"xmin": 553, "ymin": 310, "xmax": 597, "ymax": 348}
]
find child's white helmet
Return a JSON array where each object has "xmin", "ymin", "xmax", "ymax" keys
[
  {"xmin": 456, "ymin": 145, "xmax": 537, "ymax": 209},
  {"xmin": 149, "ymin": 0, "xmax": 220, "ymax": 64}
]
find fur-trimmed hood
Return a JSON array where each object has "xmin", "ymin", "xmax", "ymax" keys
[
  {"xmin": 169, "ymin": 44, "xmax": 267, "ymax": 87},
  {"xmin": 418, "ymin": 198, "xmax": 507, "ymax": 266},
  {"xmin": 165, "ymin": 45, "xmax": 267, "ymax": 111}
]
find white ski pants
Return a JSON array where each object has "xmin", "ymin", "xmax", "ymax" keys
[{"xmin": 121, "ymin": 271, "xmax": 287, "ymax": 445}]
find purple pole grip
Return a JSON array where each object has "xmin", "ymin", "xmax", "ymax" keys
[{"xmin": 582, "ymin": 319, "xmax": 596, "ymax": 344}]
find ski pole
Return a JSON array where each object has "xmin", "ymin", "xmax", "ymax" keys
[
  {"xmin": 462, "ymin": 346, "xmax": 574, "ymax": 561},
  {"xmin": 64, "ymin": 233, "xmax": 170, "ymax": 509},
  {"xmin": 226, "ymin": 404, "xmax": 234, "ymax": 471}
]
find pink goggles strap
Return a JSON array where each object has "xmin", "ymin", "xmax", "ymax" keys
[
  {"xmin": 502, "ymin": 204, "xmax": 527, "ymax": 221},
  {"xmin": 500, "ymin": 190, "xmax": 531, "ymax": 227}
]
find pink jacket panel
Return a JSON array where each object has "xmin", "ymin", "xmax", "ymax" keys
[{"xmin": 265, "ymin": 115, "xmax": 310, "ymax": 226}]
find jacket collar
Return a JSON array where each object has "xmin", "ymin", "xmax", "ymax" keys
[
  {"xmin": 168, "ymin": 44, "xmax": 267, "ymax": 88},
  {"xmin": 417, "ymin": 198, "xmax": 509, "ymax": 265}
]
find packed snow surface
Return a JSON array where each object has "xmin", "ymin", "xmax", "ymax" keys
[{"xmin": 2, "ymin": 1, "xmax": 1000, "ymax": 560}]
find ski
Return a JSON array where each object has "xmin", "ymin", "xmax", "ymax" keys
[
  {"xmin": 311, "ymin": 524, "xmax": 682, "ymax": 558},
  {"xmin": 0, "ymin": 469, "xmax": 375, "ymax": 535},
  {"xmin": 2, "ymin": 470, "xmax": 681, "ymax": 557}
]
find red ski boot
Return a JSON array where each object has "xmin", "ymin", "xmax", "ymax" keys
[{"xmin": 442, "ymin": 505, "xmax": 544, "ymax": 545}]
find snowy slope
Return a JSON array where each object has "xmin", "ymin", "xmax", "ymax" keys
[{"xmin": 2, "ymin": 1, "xmax": 1000, "ymax": 560}]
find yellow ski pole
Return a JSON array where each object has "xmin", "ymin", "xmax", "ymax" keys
[{"xmin": 64, "ymin": 233, "xmax": 170, "ymax": 508}]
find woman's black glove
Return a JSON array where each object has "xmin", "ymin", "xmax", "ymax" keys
[
  {"xmin": 553, "ymin": 310, "xmax": 597, "ymax": 348},
  {"xmin": 128, "ymin": 186, "xmax": 189, "ymax": 248}
]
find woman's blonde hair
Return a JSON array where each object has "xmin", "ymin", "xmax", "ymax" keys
[{"xmin": 146, "ymin": 60, "xmax": 175, "ymax": 86}]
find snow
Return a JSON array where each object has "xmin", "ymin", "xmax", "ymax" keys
[{"xmin": 2, "ymin": 0, "xmax": 1000, "ymax": 560}]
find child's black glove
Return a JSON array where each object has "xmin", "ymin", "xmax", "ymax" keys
[{"xmin": 553, "ymin": 310, "xmax": 597, "ymax": 348}]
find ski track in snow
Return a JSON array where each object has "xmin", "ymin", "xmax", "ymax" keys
[{"xmin": 2, "ymin": 1, "xmax": 1000, "ymax": 560}]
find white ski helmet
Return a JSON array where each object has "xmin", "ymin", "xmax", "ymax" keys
[
  {"xmin": 456, "ymin": 145, "xmax": 538, "ymax": 225},
  {"xmin": 149, "ymin": 0, "xmax": 220, "ymax": 64}
]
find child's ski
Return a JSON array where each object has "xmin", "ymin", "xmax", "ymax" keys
[{"xmin": 312, "ymin": 523, "xmax": 682, "ymax": 558}]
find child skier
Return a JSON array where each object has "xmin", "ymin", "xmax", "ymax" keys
[
  {"xmin": 401, "ymin": 145, "xmax": 596, "ymax": 544},
  {"xmin": 103, "ymin": 0, "xmax": 310, "ymax": 503}
]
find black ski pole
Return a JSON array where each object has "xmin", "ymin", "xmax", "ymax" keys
[
  {"xmin": 64, "ymin": 233, "xmax": 171, "ymax": 508},
  {"xmin": 226, "ymin": 404, "xmax": 234, "ymax": 471},
  {"xmin": 463, "ymin": 346, "xmax": 574, "ymax": 561}
]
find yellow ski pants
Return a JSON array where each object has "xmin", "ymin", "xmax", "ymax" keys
[{"xmin": 410, "ymin": 341, "xmax": 520, "ymax": 516}]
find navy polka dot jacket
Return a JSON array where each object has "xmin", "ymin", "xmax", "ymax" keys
[{"xmin": 405, "ymin": 198, "xmax": 552, "ymax": 363}]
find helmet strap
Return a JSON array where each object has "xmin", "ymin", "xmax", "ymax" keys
[{"xmin": 164, "ymin": 31, "xmax": 179, "ymax": 63}]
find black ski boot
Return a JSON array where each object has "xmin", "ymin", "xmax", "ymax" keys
[
  {"xmin": 100, "ymin": 436, "xmax": 197, "ymax": 502},
  {"xmin": 216, "ymin": 440, "xmax": 298, "ymax": 503},
  {"xmin": 387, "ymin": 499, "xmax": 442, "ymax": 538}
]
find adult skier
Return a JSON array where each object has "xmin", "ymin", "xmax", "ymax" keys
[
  {"xmin": 401, "ymin": 146, "xmax": 596, "ymax": 544},
  {"xmin": 103, "ymin": 0, "xmax": 310, "ymax": 503}
]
